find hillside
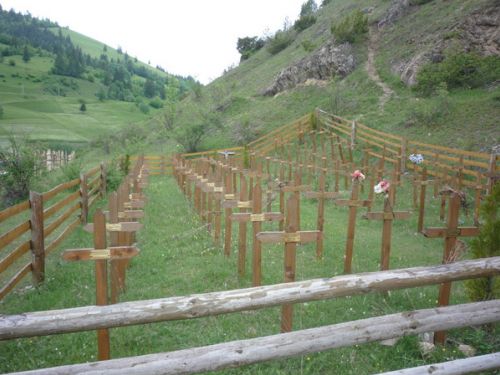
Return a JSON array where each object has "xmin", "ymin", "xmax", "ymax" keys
[
  {"xmin": 170, "ymin": 0, "xmax": 499, "ymax": 154},
  {"xmin": 0, "ymin": 7, "xmax": 196, "ymax": 149}
]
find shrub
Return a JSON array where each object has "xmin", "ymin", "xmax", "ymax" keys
[
  {"xmin": 8, "ymin": 59, "xmax": 15, "ymax": 66},
  {"xmin": 237, "ymin": 36, "xmax": 265, "ymax": 61},
  {"xmin": 0, "ymin": 136, "xmax": 43, "ymax": 207},
  {"xmin": 294, "ymin": 14, "xmax": 317, "ymax": 32},
  {"xmin": 465, "ymin": 183, "xmax": 500, "ymax": 301},
  {"xmin": 266, "ymin": 30, "xmax": 295, "ymax": 55},
  {"xmin": 331, "ymin": 9, "xmax": 368, "ymax": 43},
  {"xmin": 149, "ymin": 97, "xmax": 164, "ymax": 109},
  {"xmin": 0, "ymin": 104, "xmax": 4, "ymax": 118},
  {"xmin": 231, "ymin": 119, "xmax": 259, "ymax": 145},
  {"xmin": 415, "ymin": 52, "xmax": 500, "ymax": 96},
  {"xmin": 321, "ymin": 0, "xmax": 332, "ymax": 6},
  {"xmin": 301, "ymin": 40, "xmax": 316, "ymax": 52},
  {"xmin": 138, "ymin": 102, "xmax": 150, "ymax": 114},
  {"xmin": 106, "ymin": 162, "xmax": 124, "ymax": 192}
]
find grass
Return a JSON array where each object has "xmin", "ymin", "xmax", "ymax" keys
[{"xmin": 1, "ymin": 139, "xmax": 498, "ymax": 373}]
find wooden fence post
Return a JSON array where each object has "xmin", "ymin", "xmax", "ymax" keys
[
  {"xmin": 100, "ymin": 162, "xmax": 107, "ymax": 198},
  {"xmin": 29, "ymin": 191, "xmax": 45, "ymax": 286},
  {"xmin": 400, "ymin": 138, "xmax": 407, "ymax": 173},
  {"xmin": 80, "ymin": 173, "xmax": 88, "ymax": 225}
]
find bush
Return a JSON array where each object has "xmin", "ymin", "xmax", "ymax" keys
[
  {"xmin": 294, "ymin": 14, "xmax": 317, "ymax": 32},
  {"xmin": 237, "ymin": 36, "xmax": 265, "ymax": 61},
  {"xmin": 8, "ymin": 59, "xmax": 15, "ymax": 66},
  {"xmin": 301, "ymin": 40, "xmax": 316, "ymax": 52},
  {"xmin": 0, "ymin": 136, "xmax": 43, "ymax": 207},
  {"xmin": 106, "ymin": 162, "xmax": 124, "ymax": 192},
  {"xmin": 231, "ymin": 119, "xmax": 260, "ymax": 145},
  {"xmin": 266, "ymin": 30, "xmax": 295, "ymax": 55},
  {"xmin": 465, "ymin": 183, "xmax": 500, "ymax": 301},
  {"xmin": 415, "ymin": 52, "xmax": 500, "ymax": 96},
  {"xmin": 331, "ymin": 9, "xmax": 368, "ymax": 43},
  {"xmin": 0, "ymin": 104, "xmax": 4, "ymax": 118},
  {"xmin": 149, "ymin": 97, "xmax": 164, "ymax": 109},
  {"xmin": 138, "ymin": 102, "xmax": 150, "ymax": 114}
]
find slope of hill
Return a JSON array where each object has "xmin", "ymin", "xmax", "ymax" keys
[
  {"xmin": 170, "ymin": 0, "xmax": 499, "ymax": 154},
  {"xmin": 0, "ymin": 8, "xmax": 196, "ymax": 149}
]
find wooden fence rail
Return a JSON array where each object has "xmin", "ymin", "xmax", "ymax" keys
[
  {"xmin": 7, "ymin": 301, "xmax": 498, "ymax": 375},
  {"xmin": 1, "ymin": 257, "xmax": 498, "ymax": 339},
  {"xmin": 0, "ymin": 163, "xmax": 109, "ymax": 300}
]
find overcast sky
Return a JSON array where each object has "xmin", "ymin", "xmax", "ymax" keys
[{"xmin": 1, "ymin": 0, "xmax": 308, "ymax": 83}]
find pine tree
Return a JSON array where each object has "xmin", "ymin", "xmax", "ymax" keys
[{"xmin": 22, "ymin": 45, "xmax": 30, "ymax": 62}]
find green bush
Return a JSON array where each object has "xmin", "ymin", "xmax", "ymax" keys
[
  {"xmin": 266, "ymin": 30, "xmax": 295, "ymax": 55},
  {"xmin": 0, "ymin": 137, "xmax": 43, "ymax": 207},
  {"xmin": 415, "ymin": 52, "xmax": 500, "ymax": 96},
  {"xmin": 8, "ymin": 59, "xmax": 15, "ymax": 66},
  {"xmin": 331, "ymin": 9, "xmax": 368, "ymax": 43},
  {"xmin": 138, "ymin": 102, "xmax": 150, "ymax": 114},
  {"xmin": 301, "ymin": 40, "xmax": 316, "ymax": 52},
  {"xmin": 149, "ymin": 97, "xmax": 164, "ymax": 109},
  {"xmin": 106, "ymin": 162, "xmax": 124, "ymax": 192},
  {"xmin": 465, "ymin": 183, "xmax": 500, "ymax": 301},
  {"xmin": 294, "ymin": 14, "xmax": 317, "ymax": 32}
]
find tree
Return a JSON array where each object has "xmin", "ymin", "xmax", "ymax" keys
[
  {"xmin": 144, "ymin": 78, "xmax": 156, "ymax": 98},
  {"xmin": 0, "ymin": 136, "xmax": 43, "ymax": 207},
  {"xmin": 22, "ymin": 45, "xmax": 30, "ymax": 62},
  {"xmin": 294, "ymin": 0, "xmax": 318, "ymax": 31},
  {"xmin": 237, "ymin": 36, "xmax": 265, "ymax": 61},
  {"xmin": 80, "ymin": 102, "xmax": 86, "ymax": 112},
  {"xmin": 300, "ymin": 0, "xmax": 317, "ymax": 16}
]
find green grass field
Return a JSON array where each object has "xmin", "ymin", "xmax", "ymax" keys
[{"xmin": 0, "ymin": 145, "xmax": 497, "ymax": 373}]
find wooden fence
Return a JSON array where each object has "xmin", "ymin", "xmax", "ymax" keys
[
  {"xmin": 1, "ymin": 257, "xmax": 499, "ymax": 374},
  {"xmin": 316, "ymin": 109, "xmax": 498, "ymax": 193},
  {"xmin": 130, "ymin": 155, "xmax": 173, "ymax": 176},
  {"xmin": 0, "ymin": 163, "xmax": 107, "ymax": 300}
]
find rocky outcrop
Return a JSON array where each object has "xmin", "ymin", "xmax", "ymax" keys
[
  {"xmin": 460, "ymin": 5, "xmax": 500, "ymax": 56},
  {"xmin": 377, "ymin": 0, "xmax": 411, "ymax": 28},
  {"xmin": 392, "ymin": 4, "xmax": 500, "ymax": 86},
  {"xmin": 262, "ymin": 40, "xmax": 355, "ymax": 96}
]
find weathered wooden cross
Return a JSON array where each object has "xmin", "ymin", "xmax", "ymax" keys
[
  {"xmin": 257, "ymin": 194, "xmax": 322, "ymax": 332},
  {"xmin": 422, "ymin": 191, "xmax": 480, "ymax": 345},
  {"xmin": 304, "ymin": 161, "xmax": 340, "ymax": 259},
  {"xmin": 230, "ymin": 183, "xmax": 284, "ymax": 286},
  {"xmin": 63, "ymin": 210, "xmax": 139, "ymax": 360},
  {"xmin": 334, "ymin": 177, "xmax": 371, "ymax": 274},
  {"xmin": 365, "ymin": 189, "xmax": 411, "ymax": 271}
]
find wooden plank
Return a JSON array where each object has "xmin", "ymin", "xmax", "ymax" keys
[
  {"xmin": 118, "ymin": 210, "xmax": 144, "ymax": 220},
  {"xmin": 422, "ymin": 227, "xmax": 480, "ymax": 238},
  {"xmin": 62, "ymin": 246, "xmax": 139, "ymax": 261},
  {"xmin": 45, "ymin": 218, "xmax": 80, "ymax": 255},
  {"xmin": 83, "ymin": 222, "xmax": 143, "ymax": 233},
  {"xmin": 8, "ymin": 301, "xmax": 500, "ymax": 375},
  {"xmin": 93, "ymin": 210, "xmax": 110, "ymax": 361},
  {"xmin": 43, "ymin": 190, "xmax": 80, "ymax": 220},
  {"xmin": 256, "ymin": 231, "xmax": 322, "ymax": 244},
  {"xmin": 43, "ymin": 202, "xmax": 80, "ymax": 238},
  {"xmin": 1, "ymin": 257, "xmax": 499, "ymax": 339},
  {"xmin": 0, "ymin": 241, "xmax": 31, "ymax": 274},
  {"xmin": 42, "ymin": 178, "xmax": 80, "ymax": 201},
  {"xmin": 0, "ymin": 263, "xmax": 32, "ymax": 300},
  {"xmin": 377, "ymin": 353, "xmax": 500, "ymax": 375},
  {"xmin": 0, "ymin": 220, "xmax": 30, "ymax": 250},
  {"xmin": 0, "ymin": 200, "xmax": 30, "ymax": 224}
]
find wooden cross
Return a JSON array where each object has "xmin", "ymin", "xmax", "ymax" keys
[
  {"xmin": 223, "ymin": 173, "xmax": 252, "ymax": 276},
  {"xmin": 334, "ymin": 179, "xmax": 371, "ymax": 274},
  {"xmin": 304, "ymin": 163, "xmax": 340, "ymax": 259},
  {"xmin": 365, "ymin": 189, "xmax": 411, "ymax": 271},
  {"xmin": 422, "ymin": 192, "xmax": 480, "ymax": 345},
  {"xmin": 230, "ymin": 183, "xmax": 284, "ymax": 286},
  {"xmin": 63, "ymin": 210, "xmax": 139, "ymax": 360},
  {"xmin": 257, "ymin": 194, "xmax": 322, "ymax": 332}
]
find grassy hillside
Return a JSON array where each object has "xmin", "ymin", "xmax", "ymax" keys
[
  {"xmin": 0, "ymin": 10, "xmax": 194, "ymax": 150},
  {"xmin": 0, "ymin": 54, "xmax": 162, "ymax": 148},
  {"xmin": 171, "ymin": 0, "xmax": 499, "ymax": 154}
]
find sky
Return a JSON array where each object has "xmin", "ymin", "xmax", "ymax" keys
[{"xmin": 1, "ymin": 0, "xmax": 308, "ymax": 83}]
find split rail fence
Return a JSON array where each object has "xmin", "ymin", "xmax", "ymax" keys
[
  {"xmin": 0, "ymin": 258, "xmax": 499, "ymax": 374},
  {"xmin": 0, "ymin": 163, "xmax": 107, "ymax": 300}
]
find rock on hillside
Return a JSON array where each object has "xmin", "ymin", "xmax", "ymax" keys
[
  {"xmin": 263, "ymin": 40, "xmax": 355, "ymax": 96},
  {"xmin": 391, "ymin": 3, "xmax": 500, "ymax": 86}
]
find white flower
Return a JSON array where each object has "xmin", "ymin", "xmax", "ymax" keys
[
  {"xmin": 409, "ymin": 153, "xmax": 424, "ymax": 164},
  {"xmin": 374, "ymin": 180, "xmax": 390, "ymax": 194}
]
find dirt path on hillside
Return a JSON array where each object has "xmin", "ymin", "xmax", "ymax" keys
[{"xmin": 366, "ymin": 27, "xmax": 394, "ymax": 110}]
